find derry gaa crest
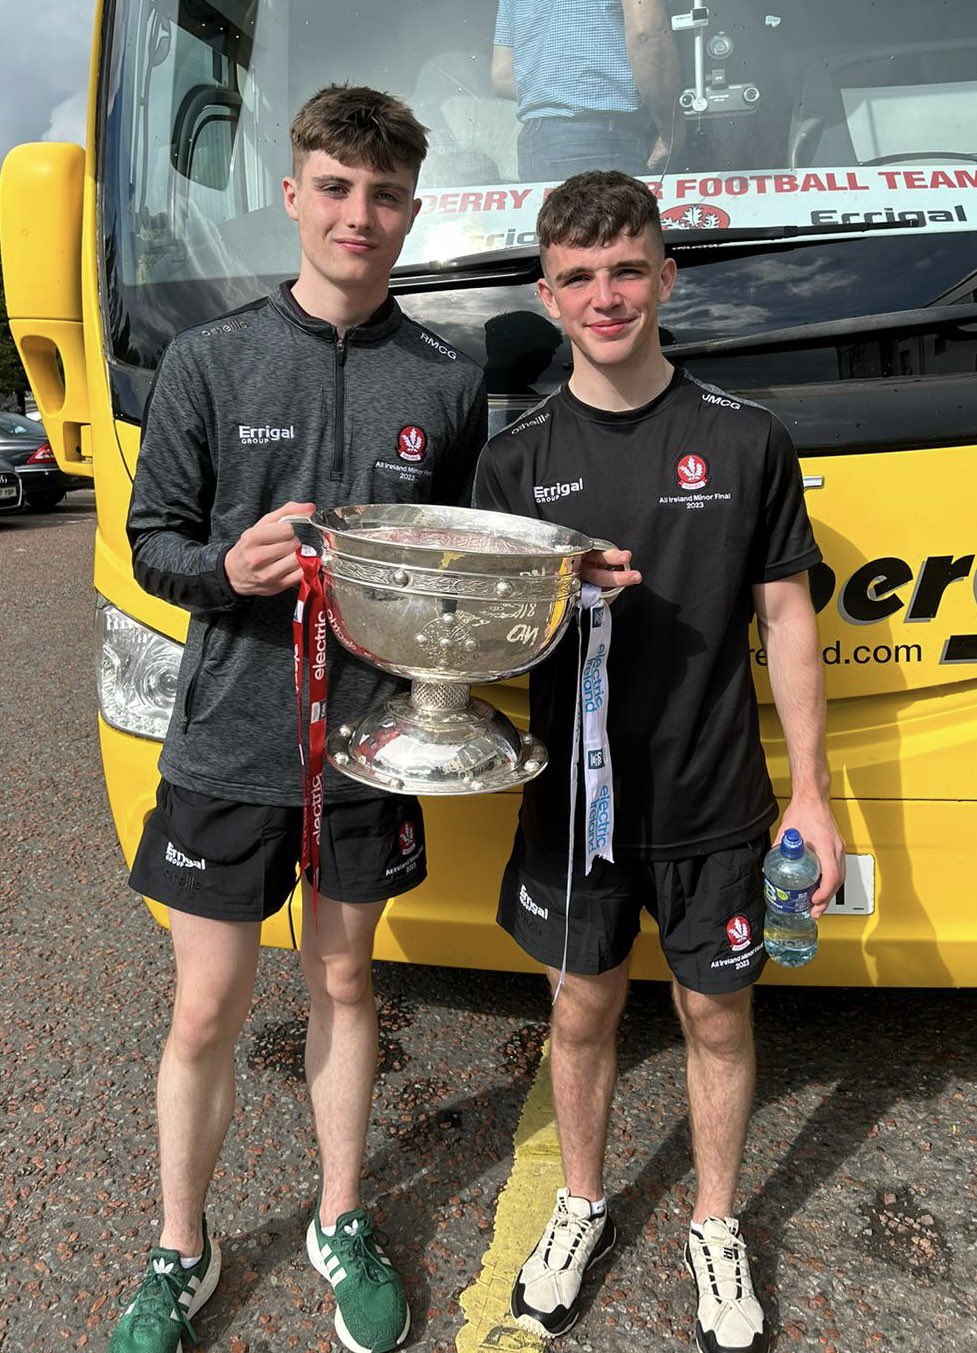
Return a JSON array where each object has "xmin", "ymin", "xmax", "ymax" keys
[{"xmin": 397, "ymin": 425, "xmax": 427, "ymax": 462}]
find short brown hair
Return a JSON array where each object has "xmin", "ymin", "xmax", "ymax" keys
[
  {"xmin": 290, "ymin": 84, "xmax": 428, "ymax": 179},
  {"xmin": 537, "ymin": 171, "xmax": 663, "ymax": 254}
]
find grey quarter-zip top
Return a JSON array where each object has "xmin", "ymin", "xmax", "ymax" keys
[{"xmin": 127, "ymin": 284, "xmax": 488, "ymax": 805}]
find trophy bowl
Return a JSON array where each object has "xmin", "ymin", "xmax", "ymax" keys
[{"xmin": 298, "ymin": 503, "xmax": 597, "ymax": 794}]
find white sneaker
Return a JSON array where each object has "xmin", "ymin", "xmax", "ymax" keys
[
  {"xmin": 685, "ymin": 1216, "xmax": 770, "ymax": 1352},
  {"xmin": 510, "ymin": 1188, "xmax": 617, "ymax": 1339}
]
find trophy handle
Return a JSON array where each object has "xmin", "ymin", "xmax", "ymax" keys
[
  {"xmin": 588, "ymin": 537, "xmax": 627, "ymax": 601},
  {"xmin": 281, "ymin": 511, "xmax": 323, "ymax": 557}
]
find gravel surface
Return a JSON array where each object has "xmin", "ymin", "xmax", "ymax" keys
[{"xmin": 1, "ymin": 494, "xmax": 975, "ymax": 1351}]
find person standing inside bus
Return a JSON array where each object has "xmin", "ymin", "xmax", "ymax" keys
[
  {"xmin": 111, "ymin": 86, "xmax": 486, "ymax": 1353},
  {"xmin": 473, "ymin": 171, "xmax": 845, "ymax": 1351},
  {"xmin": 491, "ymin": 0, "xmax": 682, "ymax": 180}
]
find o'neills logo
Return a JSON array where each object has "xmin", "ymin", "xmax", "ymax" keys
[
  {"xmin": 165, "ymin": 841, "xmax": 206, "ymax": 870},
  {"xmin": 398, "ymin": 425, "xmax": 427, "ymax": 461},
  {"xmin": 726, "ymin": 914, "xmax": 752, "ymax": 952},
  {"xmin": 676, "ymin": 453, "xmax": 709, "ymax": 491},
  {"xmin": 587, "ymin": 784, "xmax": 612, "ymax": 853},
  {"xmin": 312, "ymin": 612, "xmax": 327, "ymax": 681},
  {"xmin": 582, "ymin": 643, "xmax": 607, "ymax": 713},
  {"xmin": 399, "ymin": 820, "xmax": 415, "ymax": 855}
]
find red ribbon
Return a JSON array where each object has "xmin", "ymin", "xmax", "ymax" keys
[{"xmin": 293, "ymin": 545, "xmax": 327, "ymax": 926}]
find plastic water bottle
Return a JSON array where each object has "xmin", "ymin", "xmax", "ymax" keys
[{"xmin": 762, "ymin": 829, "xmax": 820, "ymax": 967}]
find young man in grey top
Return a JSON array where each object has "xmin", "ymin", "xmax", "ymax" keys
[{"xmin": 112, "ymin": 85, "xmax": 486, "ymax": 1353}]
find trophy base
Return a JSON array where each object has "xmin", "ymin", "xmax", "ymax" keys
[{"xmin": 326, "ymin": 689, "xmax": 548, "ymax": 795}]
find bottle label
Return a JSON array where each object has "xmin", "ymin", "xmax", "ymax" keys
[{"xmin": 763, "ymin": 878, "xmax": 817, "ymax": 914}]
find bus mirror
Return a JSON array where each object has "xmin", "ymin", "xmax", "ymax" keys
[
  {"xmin": 0, "ymin": 142, "xmax": 84, "ymax": 323},
  {"xmin": 0, "ymin": 142, "xmax": 91, "ymax": 473},
  {"xmin": 170, "ymin": 86, "xmax": 242, "ymax": 192}
]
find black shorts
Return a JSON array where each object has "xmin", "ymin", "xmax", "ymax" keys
[
  {"xmin": 498, "ymin": 828, "xmax": 769, "ymax": 994},
  {"xmin": 129, "ymin": 779, "xmax": 427, "ymax": 922}
]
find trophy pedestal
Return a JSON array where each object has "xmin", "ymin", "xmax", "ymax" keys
[{"xmin": 326, "ymin": 681, "xmax": 548, "ymax": 795}]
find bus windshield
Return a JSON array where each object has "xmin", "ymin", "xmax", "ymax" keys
[{"xmin": 101, "ymin": 0, "xmax": 977, "ymax": 380}]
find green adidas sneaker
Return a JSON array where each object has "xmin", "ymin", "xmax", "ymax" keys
[
  {"xmin": 306, "ymin": 1202, "xmax": 410, "ymax": 1353},
  {"xmin": 108, "ymin": 1218, "xmax": 221, "ymax": 1352}
]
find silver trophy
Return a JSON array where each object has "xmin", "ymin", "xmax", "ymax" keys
[{"xmin": 291, "ymin": 503, "xmax": 598, "ymax": 795}]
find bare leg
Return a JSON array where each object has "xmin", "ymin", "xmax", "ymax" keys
[
  {"xmin": 300, "ymin": 882, "xmax": 386, "ymax": 1226},
  {"xmin": 546, "ymin": 961, "xmax": 630, "ymax": 1201},
  {"xmin": 672, "ymin": 981, "xmax": 755, "ymax": 1222},
  {"xmin": 158, "ymin": 912, "xmax": 261, "ymax": 1255}
]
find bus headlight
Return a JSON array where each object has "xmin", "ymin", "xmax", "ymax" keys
[{"xmin": 95, "ymin": 595, "xmax": 183, "ymax": 741}]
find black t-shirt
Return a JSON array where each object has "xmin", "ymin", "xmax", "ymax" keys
[{"xmin": 473, "ymin": 369, "xmax": 821, "ymax": 859}]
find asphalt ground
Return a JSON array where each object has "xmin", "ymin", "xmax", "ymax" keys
[{"xmin": 1, "ymin": 491, "xmax": 976, "ymax": 1352}]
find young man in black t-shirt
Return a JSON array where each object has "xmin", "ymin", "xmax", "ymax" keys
[{"xmin": 474, "ymin": 172, "xmax": 845, "ymax": 1352}]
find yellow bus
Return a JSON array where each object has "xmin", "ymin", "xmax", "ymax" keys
[{"xmin": 3, "ymin": 0, "xmax": 976, "ymax": 985}]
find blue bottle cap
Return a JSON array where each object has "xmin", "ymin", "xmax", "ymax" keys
[{"xmin": 780, "ymin": 828, "xmax": 804, "ymax": 859}]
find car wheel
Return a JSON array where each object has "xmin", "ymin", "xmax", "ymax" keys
[{"xmin": 26, "ymin": 493, "xmax": 66, "ymax": 512}]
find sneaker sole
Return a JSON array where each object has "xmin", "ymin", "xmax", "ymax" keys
[
  {"xmin": 510, "ymin": 1217, "xmax": 617, "ymax": 1339},
  {"xmin": 306, "ymin": 1221, "xmax": 411, "ymax": 1353},
  {"xmin": 513, "ymin": 1309, "xmax": 575, "ymax": 1341},
  {"xmin": 175, "ymin": 1239, "xmax": 222, "ymax": 1353}
]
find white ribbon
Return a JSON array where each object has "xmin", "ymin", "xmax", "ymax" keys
[
  {"xmin": 554, "ymin": 582, "xmax": 615, "ymax": 1002},
  {"xmin": 578, "ymin": 583, "xmax": 615, "ymax": 875}
]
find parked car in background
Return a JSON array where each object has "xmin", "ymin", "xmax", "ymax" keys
[
  {"xmin": 0, "ymin": 412, "xmax": 88, "ymax": 510},
  {"xmin": 0, "ymin": 457, "xmax": 24, "ymax": 515}
]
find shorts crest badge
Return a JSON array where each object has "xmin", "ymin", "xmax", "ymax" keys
[{"xmin": 726, "ymin": 913, "xmax": 752, "ymax": 952}]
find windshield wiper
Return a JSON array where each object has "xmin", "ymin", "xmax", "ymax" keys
[
  {"xmin": 391, "ymin": 247, "xmax": 543, "ymax": 292},
  {"xmin": 391, "ymin": 218, "xmax": 924, "ymax": 292},
  {"xmin": 665, "ymin": 302, "xmax": 977, "ymax": 360},
  {"xmin": 665, "ymin": 219, "xmax": 924, "ymax": 247}
]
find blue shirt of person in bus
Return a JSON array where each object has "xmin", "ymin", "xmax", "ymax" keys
[{"xmin": 491, "ymin": 0, "xmax": 680, "ymax": 179}]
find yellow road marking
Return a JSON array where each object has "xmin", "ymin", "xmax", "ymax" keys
[{"xmin": 456, "ymin": 1041, "xmax": 564, "ymax": 1352}]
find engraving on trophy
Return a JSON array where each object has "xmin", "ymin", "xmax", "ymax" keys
[
  {"xmin": 484, "ymin": 600, "xmax": 538, "ymax": 620},
  {"xmin": 505, "ymin": 623, "xmax": 540, "ymax": 646}
]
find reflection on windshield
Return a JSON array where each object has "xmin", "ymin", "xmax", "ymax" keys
[{"xmin": 102, "ymin": 0, "xmax": 977, "ymax": 371}]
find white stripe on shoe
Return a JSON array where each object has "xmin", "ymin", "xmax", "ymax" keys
[{"xmin": 310, "ymin": 1236, "xmax": 349, "ymax": 1286}]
